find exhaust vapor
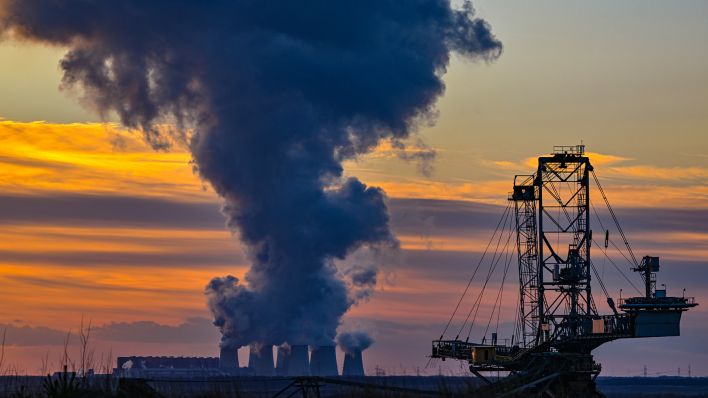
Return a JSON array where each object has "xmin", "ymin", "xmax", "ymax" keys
[{"xmin": 0, "ymin": 0, "xmax": 501, "ymax": 350}]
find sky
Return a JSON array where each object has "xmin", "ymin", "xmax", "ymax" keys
[{"xmin": 0, "ymin": 0, "xmax": 706, "ymax": 377}]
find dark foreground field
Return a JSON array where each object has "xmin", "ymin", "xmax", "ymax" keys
[
  {"xmin": 1, "ymin": 375, "xmax": 707, "ymax": 397},
  {"xmin": 597, "ymin": 377, "xmax": 708, "ymax": 397}
]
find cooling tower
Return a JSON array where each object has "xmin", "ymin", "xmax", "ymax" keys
[
  {"xmin": 219, "ymin": 346, "xmax": 239, "ymax": 369},
  {"xmin": 342, "ymin": 349, "xmax": 364, "ymax": 376},
  {"xmin": 309, "ymin": 345, "xmax": 338, "ymax": 376},
  {"xmin": 287, "ymin": 344, "xmax": 310, "ymax": 376},
  {"xmin": 275, "ymin": 345, "xmax": 290, "ymax": 376},
  {"xmin": 248, "ymin": 344, "xmax": 274, "ymax": 376}
]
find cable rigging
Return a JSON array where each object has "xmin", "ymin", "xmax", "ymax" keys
[
  {"xmin": 458, "ymin": 207, "xmax": 515, "ymax": 340},
  {"xmin": 437, "ymin": 201, "xmax": 512, "ymax": 340}
]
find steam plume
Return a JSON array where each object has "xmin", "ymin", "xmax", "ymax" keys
[
  {"xmin": 0, "ymin": 1, "xmax": 501, "ymax": 348},
  {"xmin": 337, "ymin": 331, "xmax": 374, "ymax": 355}
]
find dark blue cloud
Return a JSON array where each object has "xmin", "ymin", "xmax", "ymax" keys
[
  {"xmin": 336, "ymin": 330, "xmax": 374, "ymax": 354},
  {"xmin": 0, "ymin": 0, "xmax": 501, "ymax": 349},
  {"xmin": 93, "ymin": 317, "xmax": 219, "ymax": 344},
  {"xmin": 0, "ymin": 317, "xmax": 219, "ymax": 346},
  {"xmin": 0, "ymin": 194, "xmax": 224, "ymax": 229}
]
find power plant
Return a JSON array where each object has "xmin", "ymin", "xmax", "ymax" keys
[
  {"xmin": 118, "ymin": 343, "xmax": 365, "ymax": 379},
  {"xmin": 309, "ymin": 346, "xmax": 339, "ymax": 377},
  {"xmin": 276, "ymin": 344, "xmax": 311, "ymax": 376},
  {"xmin": 342, "ymin": 349, "xmax": 365, "ymax": 377},
  {"xmin": 247, "ymin": 344, "xmax": 275, "ymax": 376},
  {"xmin": 218, "ymin": 346, "xmax": 239, "ymax": 369},
  {"xmin": 114, "ymin": 356, "xmax": 224, "ymax": 378}
]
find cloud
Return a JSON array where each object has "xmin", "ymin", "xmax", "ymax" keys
[
  {"xmin": 0, "ymin": 120, "xmax": 206, "ymax": 200},
  {"xmin": 0, "ymin": 317, "xmax": 219, "ymax": 347},
  {"xmin": 5, "ymin": 274, "xmax": 186, "ymax": 295},
  {"xmin": 488, "ymin": 151, "xmax": 633, "ymax": 172},
  {"xmin": 0, "ymin": 193, "xmax": 223, "ymax": 229},
  {"xmin": 604, "ymin": 165, "xmax": 708, "ymax": 184},
  {"xmin": 93, "ymin": 317, "xmax": 219, "ymax": 344},
  {"xmin": 0, "ymin": 324, "xmax": 68, "ymax": 346},
  {"xmin": 0, "ymin": 196, "xmax": 704, "ymax": 374},
  {"xmin": 0, "ymin": 120, "xmax": 702, "ymax": 210},
  {"xmin": 0, "ymin": 248, "xmax": 243, "ymax": 268}
]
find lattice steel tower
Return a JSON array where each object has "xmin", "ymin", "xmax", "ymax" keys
[{"xmin": 513, "ymin": 145, "xmax": 596, "ymax": 348}]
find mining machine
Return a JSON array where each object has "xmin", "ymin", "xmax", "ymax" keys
[{"xmin": 431, "ymin": 145, "xmax": 697, "ymax": 397}]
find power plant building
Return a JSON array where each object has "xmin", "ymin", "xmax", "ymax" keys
[
  {"xmin": 114, "ymin": 356, "xmax": 228, "ymax": 378},
  {"xmin": 309, "ymin": 345, "xmax": 338, "ymax": 376},
  {"xmin": 117, "ymin": 341, "xmax": 367, "ymax": 378},
  {"xmin": 342, "ymin": 349, "xmax": 365, "ymax": 376},
  {"xmin": 248, "ymin": 344, "xmax": 275, "ymax": 376},
  {"xmin": 287, "ymin": 345, "xmax": 311, "ymax": 376},
  {"xmin": 219, "ymin": 346, "xmax": 239, "ymax": 369}
]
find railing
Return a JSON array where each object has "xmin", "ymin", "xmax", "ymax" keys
[
  {"xmin": 431, "ymin": 340, "xmax": 522, "ymax": 362},
  {"xmin": 619, "ymin": 296, "xmax": 696, "ymax": 306},
  {"xmin": 514, "ymin": 174, "xmax": 535, "ymax": 187},
  {"xmin": 552, "ymin": 145, "xmax": 585, "ymax": 155},
  {"xmin": 553, "ymin": 314, "xmax": 634, "ymax": 342},
  {"xmin": 431, "ymin": 340, "xmax": 472, "ymax": 361},
  {"xmin": 595, "ymin": 314, "xmax": 633, "ymax": 336},
  {"xmin": 511, "ymin": 175, "xmax": 536, "ymax": 201}
]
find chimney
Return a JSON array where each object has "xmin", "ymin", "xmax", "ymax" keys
[
  {"xmin": 287, "ymin": 344, "xmax": 310, "ymax": 376},
  {"xmin": 248, "ymin": 344, "xmax": 274, "ymax": 376},
  {"xmin": 275, "ymin": 345, "xmax": 290, "ymax": 376},
  {"xmin": 342, "ymin": 348, "xmax": 364, "ymax": 376},
  {"xmin": 219, "ymin": 345, "xmax": 239, "ymax": 369},
  {"xmin": 310, "ymin": 345, "xmax": 338, "ymax": 376}
]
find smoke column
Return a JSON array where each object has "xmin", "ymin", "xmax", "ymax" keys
[
  {"xmin": 338, "ymin": 331, "xmax": 373, "ymax": 376},
  {"xmin": 337, "ymin": 331, "xmax": 374, "ymax": 355},
  {"xmin": 0, "ymin": 1, "xmax": 501, "ymax": 349}
]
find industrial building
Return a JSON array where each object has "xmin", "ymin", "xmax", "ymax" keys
[
  {"xmin": 275, "ymin": 344, "xmax": 310, "ymax": 376},
  {"xmin": 113, "ymin": 356, "xmax": 229, "ymax": 378},
  {"xmin": 342, "ymin": 349, "xmax": 365, "ymax": 377},
  {"xmin": 117, "ymin": 343, "xmax": 363, "ymax": 378},
  {"xmin": 309, "ymin": 345, "xmax": 338, "ymax": 376}
]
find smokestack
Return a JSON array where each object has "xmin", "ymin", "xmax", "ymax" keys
[
  {"xmin": 310, "ymin": 345, "xmax": 338, "ymax": 376},
  {"xmin": 275, "ymin": 344, "xmax": 310, "ymax": 376},
  {"xmin": 287, "ymin": 345, "xmax": 310, "ymax": 376},
  {"xmin": 219, "ymin": 345, "xmax": 239, "ymax": 369},
  {"xmin": 248, "ymin": 344, "xmax": 274, "ymax": 376},
  {"xmin": 337, "ymin": 330, "xmax": 373, "ymax": 377},
  {"xmin": 275, "ymin": 345, "xmax": 290, "ymax": 376},
  {"xmin": 342, "ymin": 349, "xmax": 365, "ymax": 377}
]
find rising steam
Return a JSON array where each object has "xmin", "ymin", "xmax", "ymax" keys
[
  {"xmin": 0, "ymin": 0, "xmax": 501, "ymax": 349},
  {"xmin": 337, "ymin": 331, "xmax": 374, "ymax": 355}
]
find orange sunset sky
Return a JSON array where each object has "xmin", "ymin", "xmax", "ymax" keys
[{"xmin": 0, "ymin": 0, "xmax": 706, "ymax": 376}]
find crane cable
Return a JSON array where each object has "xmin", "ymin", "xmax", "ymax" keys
[
  {"xmin": 459, "ymin": 208, "xmax": 515, "ymax": 340},
  {"xmin": 589, "ymin": 200, "xmax": 642, "ymax": 294},
  {"xmin": 589, "ymin": 260, "xmax": 610, "ymax": 300},
  {"xmin": 591, "ymin": 170, "xmax": 639, "ymax": 267},
  {"xmin": 437, "ymin": 201, "xmax": 512, "ymax": 340},
  {"xmin": 483, "ymin": 236, "xmax": 515, "ymax": 341},
  {"xmin": 593, "ymin": 238, "xmax": 642, "ymax": 295},
  {"xmin": 591, "ymin": 203, "xmax": 636, "ymax": 270}
]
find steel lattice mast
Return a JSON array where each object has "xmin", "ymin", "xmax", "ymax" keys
[
  {"xmin": 534, "ymin": 145, "xmax": 595, "ymax": 345},
  {"xmin": 511, "ymin": 174, "xmax": 539, "ymax": 348}
]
